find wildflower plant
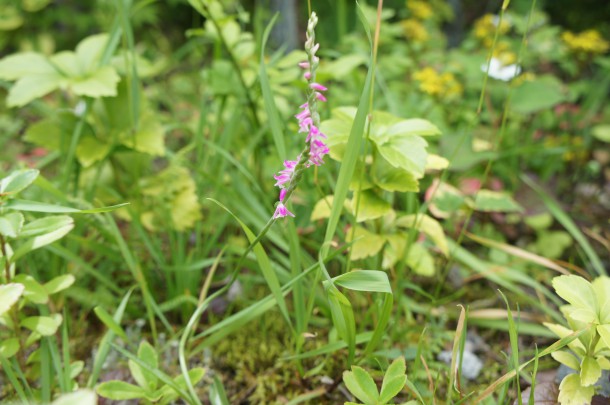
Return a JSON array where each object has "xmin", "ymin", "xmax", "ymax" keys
[{"xmin": 272, "ymin": 11, "xmax": 329, "ymax": 219}]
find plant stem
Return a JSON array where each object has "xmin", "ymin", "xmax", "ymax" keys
[{"xmin": 0, "ymin": 234, "xmax": 11, "ymax": 282}]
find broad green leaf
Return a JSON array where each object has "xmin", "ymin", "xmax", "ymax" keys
[
  {"xmin": 374, "ymin": 163, "xmax": 419, "ymax": 193},
  {"xmin": 406, "ymin": 243, "xmax": 435, "ymax": 276},
  {"xmin": 377, "ymin": 136, "xmax": 428, "ymax": 178},
  {"xmin": 580, "ymin": 356, "xmax": 601, "ymax": 387},
  {"xmin": 327, "ymin": 270, "xmax": 392, "ymax": 294},
  {"xmin": 512, "ymin": 75, "xmax": 566, "ymax": 114},
  {"xmin": 592, "ymin": 124, "xmax": 610, "ymax": 143},
  {"xmin": 70, "ymin": 66, "xmax": 120, "ymax": 97},
  {"xmin": 0, "ymin": 169, "xmax": 39, "ymax": 195},
  {"xmin": 119, "ymin": 114, "xmax": 165, "ymax": 156},
  {"xmin": 7, "ymin": 74, "xmax": 62, "ymax": 107},
  {"xmin": 544, "ymin": 322, "xmax": 586, "ymax": 355},
  {"xmin": 75, "ymin": 34, "xmax": 109, "ymax": 72},
  {"xmin": 209, "ymin": 375, "xmax": 230, "ymax": 405},
  {"xmin": 592, "ymin": 276, "xmax": 610, "ymax": 324},
  {"xmin": 18, "ymin": 216, "xmax": 73, "ymax": 239},
  {"xmin": 348, "ymin": 226, "xmax": 385, "ymax": 260},
  {"xmin": 382, "ymin": 234, "xmax": 406, "ymax": 269},
  {"xmin": 343, "ymin": 366, "xmax": 379, "ymax": 404},
  {"xmin": 12, "ymin": 219, "xmax": 74, "ymax": 262},
  {"xmin": 552, "ymin": 275, "xmax": 597, "ymax": 314},
  {"xmin": 551, "ymin": 350, "xmax": 580, "ymax": 371},
  {"xmin": 428, "ymin": 180, "xmax": 469, "ymax": 218},
  {"xmin": 94, "ymin": 306, "xmax": 128, "ymax": 340},
  {"xmin": 311, "ymin": 195, "xmax": 337, "ymax": 221},
  {"xmin": 0, "ymin": 53, "xmax": 54, "ymax": 80},
  {"xmin": 96, "ymin": 380, "xmax": 146, "ymax": 400},
  {"xmin": 0, "ymin": 283, "xmax": 24, "ymax": 316},
  {"xmin": 0, "ymin": 212, "xmax": 24, "ymax": 238},
  {"xmin": 0, "ymin": 337, "xmax": 20, "ymax": 358},
  {"xmin": 51, "ymin": 389, "xmax": 97, "ymax": 405},
  {"xmin": 129, "ymin": 340, "xmax": 159, "ymax": 391},
  {"xmin": 558, "ymin": 374, "xmax": 594, "ymax": 405},
  {"xmin": 76, "ymin": 135, "xmax": 111, "ymax": 167},
  {"xmin": 50, "ymin": 51, "xmax": 81, "ymax": 77},
  {"xmin": 396, "ymin": 214, "xmax": 448, "ymax": 256},
  {"xmin": 353, "ymin": 190, "xmax": 392, "ymax": 222},
  {"xmin": 474, "ymin": 190, "xmax": 523, "ymax": 212},
  {"xmin": 13, "ymin": 275, "xmax": 48, "ymax": 304},
  {"xmin": 379, "ymin": 375, "xmax": 407, "ymax": 404},
  {"xmin": 530, "ymin": 230, "xmax": 572, "ymax": 260},
  {"xmin": 21, "ymin": 314, "xmax": 62, "ymax": 336},
  {"xmin": 384, "ymin": 356, "xmax": 407, "ymax": 382},
  {"xmin": 598, "ymin": 357, "xmax": 610, "ymax": 370},
  {"xmin": 44, "ymin": 274, "xmax": 75, "ymax": 295},
  {"xmin": 597, "ymin": 325, "xmax": 610, "ymax": 350},
  {"xmin": 425, "ymin": 154, "xmax": 449, "ymax": 170}
]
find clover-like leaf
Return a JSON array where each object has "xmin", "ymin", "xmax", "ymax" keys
[
  {"xmin": 552, "ymin": 275, "xmax": 597, "ymax": 319},
  {"xmin": 343, "ymin": 366, "xmax": 379, "ymax": 404},
  {"xmin": 97, "ymin": 381, "xmax": 146, "ymax": 400},
  {"xmin": 558, "ymin": 374, "xmax": 594, "ymax": 405}
]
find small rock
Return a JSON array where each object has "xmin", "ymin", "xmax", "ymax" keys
[{"xmin": 437, "ymin": 349, "xmax": 483, "ymax": 380}]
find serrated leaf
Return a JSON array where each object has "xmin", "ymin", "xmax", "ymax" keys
[
  {"xmin": 44, "ymin": 274, "xmax": 75, "ymax": 295},
  {"xmin": 7, "ymin": 74, "xmax": 63, "ymax": 107},
  {"xmin": 592, "ymin": 276, "xmax": 610, "ymax": 324},
  {"xmin": 597, "ymin": 325, "xmax": 610, "ymax": 351},
  {"xmin": 0, "ymin": 283, "xmax": 24, "ymax": 316},
  {"xmin": 0, "ymin": 212, "xmax": 24, "ymax": 238},
  {"xmin": 557, "ymin": 373, "xmax": 594, "ymax": 405},
  {"xmin": 21, "ymin": 314, "xmax": 62, "ymax": 336},
  {"xmin": 70, "ymin": 66, "xmax": 120, "ymax": 98},
  {"xmin": 0, "ymin": 52, "xmax": 55, "ymax": 80},
  {"xmin": 129, "ymin": 340, "xmax": 159, "ymax": 391},
  {"xmin": 353, "ymin": 190, "xmax": 392, "ymax": 222},
  {"xmin": 0, "ymin": 169, "xmax": 39, "ymax": 195},
  {"xmin": 377, "ymin": 136, "xmax": 428, "ymax": 179},
  {"xmin": 343, "ymin": 366, "xmax": 379, "ymax": 404},
  {"xmin": 379, "ymin": 375, "xmax": 407, "ymax": 404},
  {"xmin": 96, "ymin": 380, "xmax": 146, "ymax": 400}
]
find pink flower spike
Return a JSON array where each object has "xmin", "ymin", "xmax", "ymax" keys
[
  {"xmin": 273, "ymin": 203, "xmax": 295, "ymax": 219},
  {"xmin": 315, "ymin": 92, "xmax": 327, "ymax": 102},
  {"xmin": 279, "ymin": 189, "xmax": 287, "ymax": 201},
  {"xmin": 310, "ymin": 83, "xmax": 327, "ymax": 92},
  {"xmin": 304, "ymin": 72, "xmax": 312, "ymax": 80},
  {"xmin": 298, "ymin": 62, "xmax": 310, "ymax": 69}
]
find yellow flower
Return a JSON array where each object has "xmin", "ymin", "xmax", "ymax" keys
[
  {"xmin": 473, "ymin": 14, "xmax": 509, "ymax": 45},
  {"xmin": 413, "ymin": 67, "xmax": 462, "ymax": 98},
  {"xmin": 407, "ymin": 0, "xmax": 433, "ymax": 20},
  {"xmin": 562, "ymin": 30, "xmax": 609, "ymax": 55},
  {"xmin": 401, "ymin": 18, "xmax": 429, "ymax": 42}
]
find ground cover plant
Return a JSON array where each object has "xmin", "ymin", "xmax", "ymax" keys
[{"xmin": 0, "ymin": 0, "xmax": 609, "ymax": 403}]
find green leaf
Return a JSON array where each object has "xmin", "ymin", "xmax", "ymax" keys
[
  {"xmin": 558, "ymin": 374, "xmax": 594, "ymax": 405},
  {"xmin": 119, "ymin": 114, "xmax": 165, "ymax": 156},
  {"xmin": 353, "ymin": 190, "xmax": 392, "ymax": 222},
  {"xmin": 76, "ymin": 135, "xmax": 111, "ymax": 167},
  {"xmin": 311, "ymin": 195, "xmax": 337, "ymax": 221},
  {"xmin": 75, "ymin": 34, "xmax": 109, "ymax": 73},
  {"xmin": 592, "ymin": 276, "xmax": 610, "ymax": 324},
  {"xmin": 377, "ymin": 136, "xmax": 428, "ymax": 179},
  {"xmin": 597, "ymin": 325, "xmax": 610, "ymax": 351},
  {"xmin": 406, "ymin": 243, "xmax": 435, "ymax": 276},
  {"xmin": 12, "ymin": 218, "xmax": 74, "ymax": 262},
  {"xmin": 7, "ymin": 74, "xmax": 62, "ymax": 107},
  {"xmin": 580, "ymin": 356, "xmax": 601, "ymax": 387},
  {"xmin": 129, "ymin": 340, "xmax": 159, "ymax": 392},
  {"xmin": 18, "ymin": 215, "xmax": 73, "ymax": 239},
  {"xmin": 343, "ymin": 366, "xmax": 379, "ymax": 404},
  {"xmin": 374, "ymin": 157, "xmax": 420, "ymax": 193},
  {"xmin": 0, "ymin": 52, "xmax": 54, "ymax": 80},
  {"xmin": 5, "ymin": 199, "xmax": 129, "ymax": 214},
  {"xmin": 326, "ymin": 285, "xmax": 356, "ymax": 365},
  {"xmin": 348, "ymin": 226, "xmax": 385, "ymax": 260},
  {"xmin": 383, "ymin": 118, "xmax": 441, "ymax": 139},
  {"xmin": 0, "ymin": 212, "xmax": 24, "ymax": 238},
  {"xmin": 396, "ymin": 214, "xmax": 448, "ymax": 256},
  {"xmin": 0, "ymin": 283, "xmax": 24, "ymax": 316},
  {"xmin": 512, "ymin": 75, "xmax": 566, "ymax": 114},
  {"xmin": 70, "ymin": 65, "xmax": 120, "ymax": 97},
  {"xmin": 0, "ymin": 169, "xmax": 39, "ymax": 195},
  {"xmin": 21, "ymin": 314, "xmax": 62, "ymax": 336},
  {"xmin": 96, "ymin": 380, "xmax": 146, "ymax": 400},
  {"xmin": 51, "ymin": 389, "xmax": 98, "ymax": 405},
  {"xmin": 94, "ymin": 306, "xmax": 128, "ymax": 340},
  {"xmin": 209, "ymin": 375, "xmax": 230, "ymax": 405},
  {"xmin": 380, "ymin": 357, "xmax": 407, "ymax": 403},
  {"xmin": 551, "ymin": 350, "xmax": 580, "ymax": 371},
  {"xmin": 544, "ymin": 323, "xmax": 586, "ymax": 355},
  {"xmin": 13, "ymin": 275, "xmax": 48, "ymax": 304},
  {"xmin": 473, "ymin": 190, "xmax": 523, "ymax": 213},
  {"xmin": 552, "ymin": 275, "xmax": 597, "ymax": 314},
  {"xmin": 592, "ymin": 124, "xmax": 610, "ymax": 143},
  {"xmin": 0, "ymin": 337, "xmax": 20, "ymax": 358},
  {"xmin": 44, "ymin": 274, "xmax": 75, "ymax": 295},
  {"xmin": 328, "ymin": 270, "xmax": 392, "ymax": 294}
]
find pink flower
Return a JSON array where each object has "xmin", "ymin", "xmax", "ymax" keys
[
  {"xmin": 309, "ymin": 139, "xmax": 329, "ymax": 166},
  {"xmin": 310, "ymin": 83, "xmax": 327, "ymax": 92},
  {"xmin": 315, "ymin": 92, "xmax": 327, "ymax": 102},
  {"xmin": 274, "ymin": 159, "xmax": 297, "ymax": 187},
  {"xmin": 273, "ymin": 203, "xmax": 295, "ymax": 219}
]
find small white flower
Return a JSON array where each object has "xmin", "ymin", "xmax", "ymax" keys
[{"xmin": 482, "ymin": 57, "xmax": 521, "ymax": 81}]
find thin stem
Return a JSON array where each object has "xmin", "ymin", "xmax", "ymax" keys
[{"xmin": 1, "ymin": 234, "xmax": 11, "ymax": 282}]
